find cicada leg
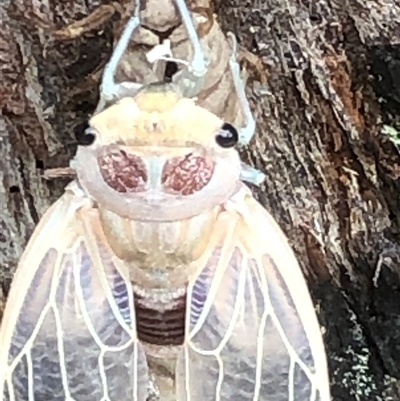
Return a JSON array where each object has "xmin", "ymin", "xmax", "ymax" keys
[
  {"xmin": 226, "ymin": 32, "xmax": 256, "ymax": 146},
  {"xmin": 171, "ymin": 0, "xmax": 209, "ymax": 98},
  {"xmin": 95, "ymin": 0, "xmax": 143, "ymax": 114},
  {"xmin": 239, "ymin": 162, "xmax": 266, "ymax": 186},
  {"xmin": 226, "ymin": 32, "xmax": 266, "ymax": 186}
]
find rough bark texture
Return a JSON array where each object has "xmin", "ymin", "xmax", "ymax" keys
[{"xmin": 1, "ymin": 0, "xmax": 400, "ymax": 400}]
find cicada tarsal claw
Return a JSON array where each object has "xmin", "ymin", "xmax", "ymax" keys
[{"xmin": 170, "ymin": 0, "xmax": 209, "ymax": 98}]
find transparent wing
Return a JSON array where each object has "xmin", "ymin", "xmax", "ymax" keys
[
  {"xmin": 177, "ymin": 193, "xmax": 330, "ymax": 401},
  {"xmin": 0, "ymin": 186, "xmax": 148, "ymax": 401}
]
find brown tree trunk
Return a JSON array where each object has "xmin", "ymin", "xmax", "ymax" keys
[{"xmin": 1, "ymin": 0, "xmax": 400, "ymax": 400}]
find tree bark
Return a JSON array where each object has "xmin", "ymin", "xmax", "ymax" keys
[
  {"xmin": 215, "ymin": 1, "xmax": 400, "ymax": 400},
  {"xmin": 1, "ymin": 0, "xmax": 400, "ymax": 400}
]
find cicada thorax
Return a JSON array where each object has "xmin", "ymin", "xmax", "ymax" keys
[
  {"xmin": 98, "ymin": 206, "xmax": 220, "ymax": 271},
  {"xmin": 97, "ymin": 204, "xmax": 222, "ymax": 347},
  {"xmin": 72, "ymin": 85, "xmax": 242, "ymax": 351}
]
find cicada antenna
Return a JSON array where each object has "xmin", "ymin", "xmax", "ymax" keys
[
  {"xmin": 171, "ymin": 0, "xmax": 209, "ymax": 98},
  {"xmin": 94, "ymin": 0, "xmax": 143, "ymax": 114}
]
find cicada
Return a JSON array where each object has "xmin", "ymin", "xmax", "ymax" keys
[{"xmin": 0, "ymin": 2, "xmax": 330, "ymax": 401}]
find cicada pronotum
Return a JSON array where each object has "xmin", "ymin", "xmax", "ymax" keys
[{"xmin": 0, "ymin": 1, "xmax": 330, "ymax": 400}]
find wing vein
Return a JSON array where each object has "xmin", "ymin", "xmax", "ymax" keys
[
  {"xmin": 288, "ymin": 358, "xmax": 295, "ymax": 401},
  {"xmin": 80, "ymin": 219, "xmax": 134, "ymax": 334},
  {"xmin": 257, "ymin": 254, "xmax": 317, "ymax": 386},
  {"xmin": 215, "ymin": 355, "xmax": 223, "ymax": 401},
  {"xmin": 26, "ymin": 350, "xmax": 33, "ymax": 401},
  {"xmin": 98, "ymin": 349, "xmax": 108, "ymax": 400},
  {"xmin": 8, "ymin": 303, "xmax": 52, "ymax": 372},
  {"xmin": 8, "ymin": 249, "xmax": 65, "ymax": 372},
  {"xmin": 53, "ymin": 304, "xmax": 72, "ymax": 398},
  {"xmin": 254, "ymin": 278, "xmax": 268, "ymax": 400},
  {"xmin": 268, "ymin": 304, "xmax": 315, "ymax": 383},
  {"xmin": 72, "ymin": 250, "xmax": 134, "ymax": 353}
]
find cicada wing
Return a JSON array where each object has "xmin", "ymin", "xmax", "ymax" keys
[
  {"xmin": 176, "ymin": 194, "xmax": 330, "ymax": 401},
  {"xmin": 0, "ymin": 187, "xmax": 148, "ymax": 401}
]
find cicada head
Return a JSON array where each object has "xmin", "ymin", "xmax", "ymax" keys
[{"xmin": 73, "ymin": 82, "xmax": 242, "ymax": 221}]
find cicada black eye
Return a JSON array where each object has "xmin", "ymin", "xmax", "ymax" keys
[
  {"xmin": 78, "ymin": 126, "xmax": 97, "ymax": 146},
  {"xmin": 215, "ymin": 123, "xmax": 239, "ymax": 148}
]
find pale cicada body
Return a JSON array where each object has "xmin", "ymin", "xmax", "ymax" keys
[{"xmin": 0, "ymin": 1, "xmax": 330, "ymax": 400}]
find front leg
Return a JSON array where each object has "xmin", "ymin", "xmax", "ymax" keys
[
  {"xmin": 226, "ymin": 33, "xmax": 266, "ymax": 186},
  {"xmin": 171, "ymin": 0, "xmax": 209, "ymax": 98},
  {"xmin": 226, "ymin": 32, "xmax": 256, "ymax": 147},
  {"xmin": 95, "ymin": 0, "xmax": 143, "ymax": 114}
]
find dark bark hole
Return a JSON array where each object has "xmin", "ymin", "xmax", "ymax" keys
[
  {"xmin": 369, "ymin": 44, "xmax": 400, "ymax": 109},
  {"xmin": 35, "ymin": 160, "xmax": 44, "ymax": 169},
  {"xmin": 74, "ymin": 100, "xmax": 93, "ymax": 114},
  {"xmin": 141, "ymin": 25, "xmax": 177, "ymax": 41},
  {"xmin": 9, "ymin": 186, "xmax": 20, "ymax": 193},
  {"xmin": 309, "ymin": 14, "xmax": 322, "ymax": 23},
  {"xmin": 164, "ymin": 61, "xmax": 178, "ymax": 81},
  {"xmin": 251, "ymin": 37, "xmax": 258, "ymax": 51},
  {"xmin": 74, "ymin": 122, "xmax": 91, "ymax": 145}
]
